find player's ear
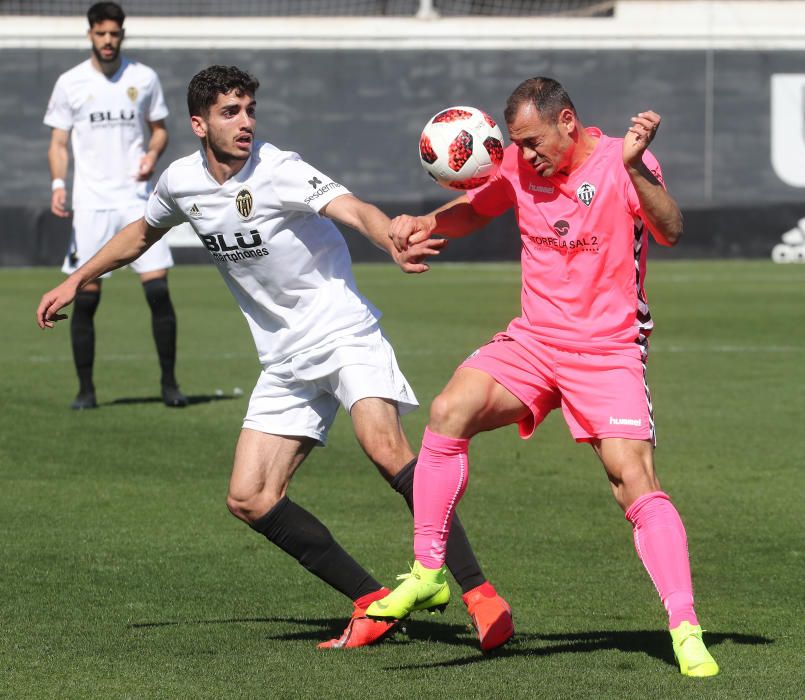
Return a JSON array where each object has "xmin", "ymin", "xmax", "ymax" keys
[
  {"xmin": 559, "ymin": 108, "xmax": 575, "ymax": 134},
  {"xmin": 119, "ymin": 27, "xmax": 126, "ymax": 42},
  {"xmin": 190, "ymin": 114, "xmax": 207, "ymax": 138}
]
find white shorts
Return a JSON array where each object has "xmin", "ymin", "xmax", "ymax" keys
[
  {"xmin": 63, "ymin": 205, "xmax": 174, "ymax": 276},
  {"xmin": 242, "ymin": 326, "xmax": 418, "ymax": 445}
]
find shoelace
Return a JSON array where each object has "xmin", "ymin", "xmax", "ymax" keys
[
  {"xmin": 395, "ymin": 565, "xmax": 420, "ymax": 583},
  {"xmin": 678, "ymin": 627, "xmax": 707, "ymax": 647}
]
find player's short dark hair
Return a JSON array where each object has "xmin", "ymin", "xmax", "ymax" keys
[
  {"xmin": 187, "ymin": 65, "xmax": 260, "ymax": 117},
  {"xmin": 504, "ymin": 77, "xmax": 576, "ymax": 125},
  {"xmin": 87, "ymin": 1, "xmax": 125, "ymax": 27}
]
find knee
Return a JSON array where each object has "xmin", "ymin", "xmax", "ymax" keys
[
  {"xmin": 428, "ymin": 391, "xmax": 471, "ymax": 436},
  {"xmin": 73, "ymin": 289, "xmax": 101, "ymax": 315},
  {"xmin": 226, "ymin": 489, "xmax": 283, "ymax": 524},
  {"xmin": 609, "ymin": 464, "xmax": 660, "ymax": 510},
  {"xmin": 621, "ymin": 461, "xmax": 659, "ymax": 488},
  {"xmin": 143, "ymin": 277, "xmax": 172, "ymax": 309}
]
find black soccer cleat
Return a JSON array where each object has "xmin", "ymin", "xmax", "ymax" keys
[
  {"xmin": 161, "ymin": 384, "xmax": 189, "ymax": 408},
  {"xmin": 70, "ymin": 391, "xmax": 98, "ymax": 410}
]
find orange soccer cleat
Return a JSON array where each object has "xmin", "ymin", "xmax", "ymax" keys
[
  {"xmin": 317, "ymin": 588, "xmax": 399, "ymax": 649},
  {"xmin": 462, "ymin": 581, "xmax": 514, "ymax": 652}
]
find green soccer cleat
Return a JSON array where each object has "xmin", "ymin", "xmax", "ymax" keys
[
  {"xmin": 366, "ymin": 561, "xmax": 450, "ymax": 620},
  {"xmin": 670, "ymin": 621, "xmax": 720, "ymax": 677}
]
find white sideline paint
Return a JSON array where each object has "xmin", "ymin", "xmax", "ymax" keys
[
  {"xmin": 3, "ymin": 2, "xmax": 805, "ymax": 50},
  {"xmin": 20, "ymin": 344, "xmax": 803, "ymax": 364}
]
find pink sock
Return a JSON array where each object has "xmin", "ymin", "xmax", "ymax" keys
[
  {"xmin": 413, "ymin": 427, "xmax": 470, "ymax": 569},
  {"xmin": 625, "ymin": 491, "xmax": 699, "ymax": 629}
]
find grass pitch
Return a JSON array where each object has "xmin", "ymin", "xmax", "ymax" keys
[{"xmin": 2, "ymin": 261, "xmax": 804, "ymax": 699}]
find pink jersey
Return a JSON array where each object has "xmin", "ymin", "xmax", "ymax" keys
[{"xmin": 467, "ymin": 127, "xmax": 663, "ymax": 357}]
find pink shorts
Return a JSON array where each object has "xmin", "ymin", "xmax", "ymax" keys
[{"xmin": 461, "ymin": 334, "xmax": 655, "ymax": 444}]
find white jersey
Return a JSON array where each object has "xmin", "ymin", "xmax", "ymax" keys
[
  {"xmin": 144, "ymin": 141, "xmax": 381, "ymax": 367},
  {"xmin": 44, "ymin": 57, "xmax": 169, "ymax": 210}
]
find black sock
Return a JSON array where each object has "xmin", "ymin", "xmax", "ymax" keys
[
  {"xmin": 70, "ymin": 290, "xmax": 100, "ymax": 395},
  {"xmin": 250, "ymin": 496, "xmax": 382, "ymax": 602},
  {"xmin": 390, "ymin": 458, "xmax": 486, "ymax": 594},
  {"xmin": 143, "ymin": 278, "xmax": 178, "ymax": 387}
]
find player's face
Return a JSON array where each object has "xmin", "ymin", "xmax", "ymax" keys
[
  {"xmin": 88, "ymin": 20, "xmax": 124, "ymax": 64},
  {"xmin": 508, "ymin": 104, "xmax": 576, "ymax": 178},
  {"xmin": 195, "ymin": 91, "xmax": 257, "ymax": 164}
]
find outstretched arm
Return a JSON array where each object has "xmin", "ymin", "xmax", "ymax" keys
[
  {"xmin": 623, "ymin": 111, "xmax": 683, "ymax": 247},
  {"xmin": 388, "ymin": 194, "xmax": 493, "ymax": 252},
  {"xmin": 36, "ymin": 217, "xmax": 169, "ymax": 328},
  {"xmin": 321, "ymin": 193, "xmax": 446, "ymax": 273}
]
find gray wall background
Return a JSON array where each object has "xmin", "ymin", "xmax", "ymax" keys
[{"xmin": 2, "ymin": 46, "xmax": 804, "ymax": 263}]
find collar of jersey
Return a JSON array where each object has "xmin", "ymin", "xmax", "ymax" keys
[
  {"xmin": 88, "ymin": 55, "xmax": 130, "ymax": 84},
  {"xmin": 199, "ymin": 146, "xmax": 257, "ymax": 186}
]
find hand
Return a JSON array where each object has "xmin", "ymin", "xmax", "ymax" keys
[
  {"xmin": 36, "ymin": 279, "xmax": 79, "ymax": 329},
  {"xmin": 50, "ymin": 188, "xmax": 69, "ymax": 218},
  {"xmin": 388, "ymin": 213, "xmax": 437, "ymax": 253},
  {"xmin": 623, "ymin": 110, "xmax": 661, "ymax": 168},
  {"xmin": 137, "ymin": 152, "xmax": 157, "ymax": 181},
  {"xmin": 392, "ymin": 236, "xmax": 448, "ymax": 274}
]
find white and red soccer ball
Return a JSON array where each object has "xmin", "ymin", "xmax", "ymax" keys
[{"xmin": 418, "ymin": 106, "xmax": 504, "ymax": 190}]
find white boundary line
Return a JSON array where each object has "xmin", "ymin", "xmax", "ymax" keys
[
  {"xmin": 2, "ymin": 2, "xmax": 805, "ymax": 50},
  {"xmin": 18, "ymin": 343, "xmax": 804, "ymax": 364}
]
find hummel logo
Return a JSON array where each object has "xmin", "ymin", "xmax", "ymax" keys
[
  {"xmin": 188, "ymin": 203, "xmax": 202, "ymax": 219},
  {"xmin": 308, "ymin": 177, "xmax": 322, "ymax": 188},
  {"xmin": 609, "ymin": 417, "xmax": 642, "ymax": 426},
  {"xmin": 429, "ymin": 539, "xmax": 447, "ymax": 559},
  {"xmin": 529, "ymin": 183, "xmax": 555, "ymax": 194}
]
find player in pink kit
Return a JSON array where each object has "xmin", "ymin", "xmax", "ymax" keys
[{"xmin": 368, "ymin": 77, "xmax": 719, "ymax": 676}]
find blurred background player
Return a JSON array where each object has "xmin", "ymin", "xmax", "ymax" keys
[
  {"xmin": 44, "ymin": 1, "xmax": 186, "ymax": 409},
  {"xmin": 36, "ymin": 65, "xmax": 513, "ymax": 651},
  {"xmin": 368, "ymin": 77, "xmax": 719, "ymax": 677}
]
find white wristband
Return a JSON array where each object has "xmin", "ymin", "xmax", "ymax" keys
[{"xmin": 51, "ymin": 178, "xmax": 66, "ymax": 191}]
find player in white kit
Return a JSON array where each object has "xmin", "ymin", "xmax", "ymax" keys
[
  {"xmin": 36, "ymin": 65, "xmax": 514, "ymax": 650},
  {"xmin": 44, "ymin": 2, "xmax": 186, "ymax": 409}
]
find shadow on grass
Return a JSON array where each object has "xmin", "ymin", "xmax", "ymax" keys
[
  {"xmin": 387, "ymin": 626, "xmax": 773, "ymax": 670},
  {"xmin": 127, "ymin": 615, "xmax": 471, "ymax": 646},
  {"xmin": 127, "ymin": 616, "xmax": 772, "ymax": 669},
  {"xmin": 105, "ymin": 394, "xmax": 238, "ymax": 407},
  {"xmin": 130, "ymin": 616, "xmax": 280, "ymax": 629}
]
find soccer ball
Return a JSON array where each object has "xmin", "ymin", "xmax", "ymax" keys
[{"xmin": 418, "ymin": 106, "xmax": 505, "ymax": 190}]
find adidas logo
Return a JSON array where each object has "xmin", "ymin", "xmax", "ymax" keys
[
  {"xmin": 188, "ymin": 203, "xmax": 202, "ymax": 219},
  {"xmin": 771, "ymin": 217, "xmax": 805, "ymax": 263}
]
